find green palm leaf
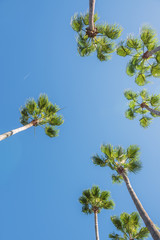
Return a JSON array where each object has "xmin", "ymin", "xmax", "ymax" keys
[
  {"xmin": 127, "ymin": 145, "xmax": 140, "ymax": 160},
  {"xmin": 111, "ymin": 216, "xmax": 123, "ymax": 231},
  {"xmin": 125, "ymin": 108, "xmax": 136, "ymax": 120},
  {"xmin": 117, "ymin": 45, "xmax": 131, "ymax": 57},
  {"xmin": 135, "ymin": 73, "xmax": 146, "ymax": 86},
  {"xmin": 112, "ymin": 174, "xmax": 123, "ymax": 184},
  {"xmin": 139, "ymin": 116, "xmax": 152, "ymax": 128},
  {"xmin": 124, "ymin": 90, "xmax": 138, "ymax": 101},
  {"xmin": 136, "ymin": 227, "xmax": 150, "ymax": 239},
  {"xmin": 126, "ymin": 160, "xmax": 142, "ymax": 173},
  {"xmin": 92, "ymin": 154, "xmax": 107, "ymax": 167},
  {"xmin": 45, "ymin": 126, "xmax": 59, "ymax": 138},
  {"xmin": 151, "ymin": 64, "xmax": 160, "ymax": 77}
]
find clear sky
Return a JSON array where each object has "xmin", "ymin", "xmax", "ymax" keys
[{"xmin": 0, "ymin": 0, "xmax": 160, "ymax": 239}]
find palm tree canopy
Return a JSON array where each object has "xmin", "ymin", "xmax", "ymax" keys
[
  {"xmin": 116, "ymin": 26, "xmax": 160, "ymax": 85},
  {"xmin": 79, "ymin": 186, "xmax": 114, "ymax": 214},
  {"xmin": 92, "ymin": 144, "xmax": 142, "ymax": 184},
  {"xmin": 109, "ymin": 212, "xmax": 150, "ymax": 239},
  {"xmin": 71, "ymin": 13, "xmax": 122, "ymax": 61},
  {"xmin": 20, "ymin": 94, "xmax": 64, "ymax": 137},
  {"xmin": 124, "ymin": 89, "xmax": 160, "ymax": 128}
]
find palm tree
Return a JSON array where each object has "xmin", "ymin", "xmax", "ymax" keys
[
  {"xmin": 79, "ymin": 185, "xmax": 114, "ymax": 240},
  {"xmin": 109, "ymin": 212, "xmax": 150, "ymax": 240},
  {"xmin": 71, "ymin": 0, "xmax": 122, "ymax": 61},
  {"xmin": 0, "ymin": 94, "xmax": 63, "ymax": 141},
  {"xmin": 92, "ymin": 144, "xmax": 160, "ymax": 240},
  {"xmin": 116, "ymin": 26, "xmax": 160, "ymax": 85},
  {"xmin": 124, "ymin": 89, "xmax": 160, "ymax": 128}
]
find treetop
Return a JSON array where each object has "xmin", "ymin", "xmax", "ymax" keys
[
  {"xmin": 92, "ymin": 144, "xmax": 142, "ymax": 184},
  {"xmin": 79, "ymin": 185, "xmax": 114, "ymax": 214},
  {"xmin": 20, "ymin": 94, "xmax": 64, "ymax": 138}
]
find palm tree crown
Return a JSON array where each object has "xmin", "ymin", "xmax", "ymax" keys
[
  {"xmin": 92, "ymin": 144, "xmax": 142, "ymax": 184},
  {"xmin": 124, "ymin": 89, "xmax": 160, "ymax": 128},
  {"xmin": 20, "ymin": 94, "xmax": 64, "ymax": 137},
  {"xmin": 109, "ymin": 212, "xmax": 150, "ymax": 240},
  {"xmin": 116, "ymin": 26, "xmax": 160, "ymax": 85},
  {"xmin": 71, "ymin": 13, "xmax": 122, "ymax": 61},
  {"xmin": 79, "ymin": 186, "xmax": 114, "ymax": 214}
]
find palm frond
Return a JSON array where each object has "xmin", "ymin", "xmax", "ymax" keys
[
  {"xmin": 91, "ymin": 186, "xmax": 100, "ymax": 198},
  {"xmin": 103, "ymin": 200, "xmax": 115, "ymax": 210},
  {"xmin": 116, "ymin": 43, "xmax": 131, "ymax": 57},
  {"xmin": 111, "ymin": 216, "xmax": 123, "ymax": 231},
  {"xmin": 109, "ymin": 233, "xmax": 124, "ymax": 240},
  {"xmin": 127, "ymin": 35, "xmax": 142, "ymax": 50},
  {"xmin": 136, "ymin": 227, "xmax": 150, "ymax": 239},
  {"xmin": 100, "ymin": 191, "xmax": 110, "ymax": 200},
  {"xmin": 79, "ymin": 196, "xmax": 88, "ymax": 205},
  {"xmin": 139, "ymin": 116, "xmax": 152, "ymax": 128},
  {"xmin": 71, "ymin": 14, "xmax": 83, "ymax": 32},
  {"xmin": 82, "ymin": 204, "xmax": 92, "ymax": 214},
  {"xmin": 101, "ymin": 144, "xmax": 114, "ymax": 159},
  {"xmin": 127, "ymin": 145, "xmax": 140, "ymax": 160},
  {"xmin": 45, "ymin": 126, "xmax": 59, "ymax": 138},
  {"xmin": 112, "ymin": 174, "xmax": 123, "ymax": 184},
  {"xmin": 140, "ymin": 89, "xmax": 150, "ymax": 101},
  {"xmin": 125, "ymin": 108, "xmax": 136, "ymax": 120},
  {"xmin": 151, "ymin": 64, "xmax": 160, "ymax": 77},
  {"xmin": 135, "ymin": 73, "xmax": 146, "ymax": 86},
  {"xmin": 126, "ymin": 160, "xmax": 142, "ymax": 174},
  {"xmin": 150, "ymin": 94, "xmax": 160, "ymax": 106},
  {"xmin": 104, "ymin": 24, "xmax": 122, "ymax": 39},
  {"xmin": 124, "ymin": 90, "xmax": 138, "ymax": 101},
  {"xmin": 140, "ymin": 26, "xmax": 158, "ymax": 50},
  {"xmin": 38, "ymin": 94, "xmax": 49, "ymax": 110},
  {"xmin": 82, "ymin": 189, "xmax": 92, "ymax": 200},
  {"xmin": 129, "ymin": 212, "xmax": 141, "ymax": 229},
  {"xmin": 92, "ymin": 154, "xmax": 107, "ymax": 167}
]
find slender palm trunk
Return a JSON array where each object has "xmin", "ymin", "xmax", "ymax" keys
[
  {"xmin": 89, "ymin": 0, "xmax": 96, "ymax": 31},
  {"xmin": 121, "ymin": 172, "xmax": 160, "ymax": 240},
  {"xmin": 143, "ymin": 46, "xmax": 160, "ymax": 59},
  {"xmin": 143, "ymin": 104, "xmax": 160, "ymax": 116},
  {"xmin": 94, "ymin": 211, "xmax": 100, "ymax": 240},
  {"xmin": 0, "ymin": 119, "xmax": 39, "ymax": 141}
]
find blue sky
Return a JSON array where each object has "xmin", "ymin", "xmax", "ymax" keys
[{"xmin": 0, "ymin": 0, "xmax": 160, "ymax": 239}]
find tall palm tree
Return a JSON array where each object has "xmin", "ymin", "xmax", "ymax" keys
[
  {"xmin": 109, "ymin": 212, "xmax": 150, "ymax": 240},
  {"xmin": 92, "ymin": 144, "xmax": 160, "ymax": 240},
  {"xmin": 0, "ymin": 94, "xmax": 63, "ymax": 141},
  {"xmin": 124, "ymin": 89, "xmax": 160, "ymax": 128},
  {"xmin": 79, "ymin": 185, "xmax": 114, "ymax": 240},
  {"xmin": 71, "ymin": 0, "xmax": 122, "ymax": 61}
]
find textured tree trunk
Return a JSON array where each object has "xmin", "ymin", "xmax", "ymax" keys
[
  {"xmin": 0, "ymin": 119, "xmax": 39, "ymax": 141},
  {"xmin": 94, "ymin": 211, "xmax": 100, "ymax": 240},
  {"xmin": 143, "ymin": 104, "xmax": 160, "ymax": 116},
  {"xmin": 89, "ymin": 0, "xmax": 96, "ymax": 31},
  {"xmin": 143, "ymin": 46, "xmax": 160, "ymax": 59},
  {"xmin": 121, "ymin": 172, "xmax": 160, "ymax": 240}
]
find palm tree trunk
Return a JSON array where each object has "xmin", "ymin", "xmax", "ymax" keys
[
  {"xmin": 121, "ymin": 172, "xmax": 160, "ymax": 240},
  {"xmin": 142, "ymin": 104, "xmax": 160, "ymax": 116},
  {"xmin": 0, "ymin": 119, "xmax": 39, "ymax": 141},
  {"xmin": 89, "ymin": 0, "xmax": 96, "ymax": 31},
  {"xmin": 94, "ymin": 211, "xmax": 100, "ymax": 240},
  {"xmin": 143, "ymin": 46, "xmax": 160, "ymax": 59}
]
